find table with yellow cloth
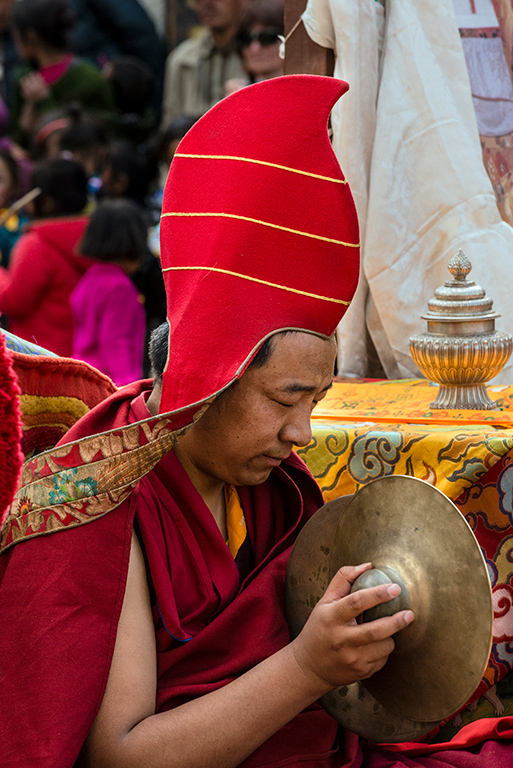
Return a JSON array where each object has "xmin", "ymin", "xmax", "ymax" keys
[
  {"xmin": 299, "ymin": 378, "xmax": 513, "ymax": 503},
  {"xmin": 297, "ymin": 378, "xmax": 513, "ymax": 736}
]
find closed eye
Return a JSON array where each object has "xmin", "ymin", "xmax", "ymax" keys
[{"xmin": 312, "ymin": 391, "xmax": 330, "ymax": 409}]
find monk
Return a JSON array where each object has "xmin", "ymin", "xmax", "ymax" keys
[
  {"xmin": 71, "ymin": 329, "xmax": 412, "ymax": 767},
  {"xmin": 2, "ymin": 75, "xmax": 513, "ymax": 768}
]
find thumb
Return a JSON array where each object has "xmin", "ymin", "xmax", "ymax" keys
[{"xmin": 322, "ymin": 562, "xmax": 372, "ymax": 604}]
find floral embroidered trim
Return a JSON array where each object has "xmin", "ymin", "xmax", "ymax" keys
[{"xmin": 1, "ymin": 414, "xmax": 183, "ymax": 553}]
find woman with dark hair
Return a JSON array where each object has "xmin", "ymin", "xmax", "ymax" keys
[
  {"xmin": 31, "ymin": 154, "xmax": 88, "ymax": 215},
  {"xmin": 0, "ymin": 157, "xmax": 93, "ymax": 356},
  {"xmin": 9, "ymin": 0, "xmax": 114, "ymax": 146},
  {"xmin": 32, "ymin": 104, "xmax": 107, "ymax": 187},
  {"xmin": 100, "ymin": 139, "xmax": 157, "ymax": 209},
  {"xmin": 103, "ymin": 55, "xmax": 156, "ymax": 144},
  {"xmin": 225, "ymin": 0, "xmax": 284, "ymax": 95},
  {"xmin": 59, "ymin": 104, "xmax": 107, "ymax": 181}
]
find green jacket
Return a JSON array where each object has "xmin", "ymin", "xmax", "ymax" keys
[{"xmin": 10, "ymin": 57, "xmax": 115, "ymax": 145}]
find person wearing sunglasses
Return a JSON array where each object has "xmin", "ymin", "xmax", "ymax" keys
[{"xmin": 225, "ymin": 0, "xmax": 283, "ymax": 96}]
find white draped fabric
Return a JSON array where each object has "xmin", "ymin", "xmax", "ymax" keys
[{"xmin": 302, "ymin": 0, "xmax": 513, "ymax": 383}]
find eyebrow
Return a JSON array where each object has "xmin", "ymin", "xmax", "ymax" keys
[{"xmin": 280, "ymin": 381, "xmax": 333, "ymax": 395}]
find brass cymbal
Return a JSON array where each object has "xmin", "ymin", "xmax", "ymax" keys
[{"xmin": 285, "ymin": 476, "xmax": 493, "ymax": 743}]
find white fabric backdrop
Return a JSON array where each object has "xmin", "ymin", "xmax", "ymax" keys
[{"xmin": 303, "ymin": 0, "xmax": 513, "ymax": 383}]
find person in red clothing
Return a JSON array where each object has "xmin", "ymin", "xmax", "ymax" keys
[{"xmin": 0, "ymin": 156, "xmax": 92, "ymax": 356}]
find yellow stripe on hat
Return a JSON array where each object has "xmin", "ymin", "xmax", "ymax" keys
[
  {"xmin": 161, "ymin": 211, "xmax": 359, "ymax": 248},
  {"xmin": 162, "ymin": 265, "xmax": 351, "ymax": 305},
  {"xmin": 174, "ymin": 153, "xmax": 348, "ymax": 184}
]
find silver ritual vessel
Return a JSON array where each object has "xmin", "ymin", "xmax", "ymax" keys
[{"xmin": 409, "ymin": 250, "xmax": 512, "ymax": 410}]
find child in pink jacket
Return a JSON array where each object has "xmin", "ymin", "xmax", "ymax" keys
[{"xmin": 71, "ymin": 199, "xmax": 147, "ymax": 386}]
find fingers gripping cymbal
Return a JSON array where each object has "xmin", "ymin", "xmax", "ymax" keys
[{"xmin": 285, "ymin": 476, "xmax": 493, "ymax": 743}]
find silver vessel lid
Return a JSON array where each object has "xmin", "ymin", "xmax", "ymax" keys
[{"xmin": 421, "ymin": 250, "xmax": 499, "ymax": 324}]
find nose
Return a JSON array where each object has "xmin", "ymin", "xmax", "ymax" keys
[{"xmin": 279, "ymin": 409, "xmax": 312, "ymax": 448}]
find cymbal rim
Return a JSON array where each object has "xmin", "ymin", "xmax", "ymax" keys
[{"xmin": 329, "ymin": 475, "xmax": 493, "ymax": 723}]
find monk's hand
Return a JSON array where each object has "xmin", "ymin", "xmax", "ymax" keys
[{"xmin": 290, "ymin": 563, "xmax": 414, "ymax": 695}]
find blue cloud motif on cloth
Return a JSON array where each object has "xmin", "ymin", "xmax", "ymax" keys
[
  {"xmin": 296, "ymin": 422, "xmax": 351, "ymax": 482},
  {"xmin": 347, "ymin": 431, "xmax": 403, "ymax": 485},
  {"xmin": 486, "ymin": 551, "xmax": 499, "ymax": 588},
  {"xmin": 493, "ymin": 640, "xmax": 513, "ymax": 669},
  {"xmin": 498, "ymin": 464, "xmax": 513, "ymax": 526}
]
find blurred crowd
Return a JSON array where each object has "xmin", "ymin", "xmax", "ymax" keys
[{"xmin": 0, "ymin": 0, "xmax": 284, "ymax": 386}]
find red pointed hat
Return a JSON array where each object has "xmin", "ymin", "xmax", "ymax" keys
[{"xmin": 159, "ymin": 74, "xmax": 359, "ymax": 424}]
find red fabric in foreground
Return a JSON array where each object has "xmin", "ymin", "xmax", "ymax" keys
[
  {"xmin": 0, "ymin": 385, "xmax": 142, "ymax": 767},
  {"xmin": 0, "ymin": 334, "xmax": 22, "ymax": 519},
  {"xmin": 0, "ymin": 495, "xmax": 133, "ymax": 767},
  {"xmin": 1, "ymin": 382, "xmax": 513, "ymax": 766},
  {"xmin": 360, "ymin": 737, "xmax": 513, "ymax": 766}
]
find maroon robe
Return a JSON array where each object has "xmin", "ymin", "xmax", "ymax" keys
[{"xmin": 1, "ymin": 382, "xmax": 513, "ymax": 767}]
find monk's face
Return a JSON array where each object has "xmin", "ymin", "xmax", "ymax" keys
[{"xmin": 175, "ymin": 332, "xmax": 336, "ymax": 488}]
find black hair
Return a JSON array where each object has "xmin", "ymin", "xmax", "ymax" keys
[
  {"xmin": 103, "ymin": 140, "xmax": 157, "ymax": 206},
  {"xmin": 31, "ymin": 157, "xmax": 87, "ymax": 216},
  {"xmin": 237, "ymin": 0, "xmax": 284, "ymax": 39},
  {"xmin": 0, "ymin": 148, "xmax": 21, "ymax": 204},
  {"xmin": 250, "ymin": 330, "xmax": 298, "ymax": 368},
  {"xmin": 161, "ymin": 115, "xmax": 199, "ymax": 146},
  {"xmin": 109, "ymin": 56, "xmax": 154, "ymax": 117},
  {"xmin": 155, "ymin": 114, "xmax": 198, "ymax": 160},
  {"xmin": 59, "ymin": 106, "xmax": 107, "ymax": 155},
  {"xmin": 12, "ymin": 0, "xmax": 75, "ymax": 51},
  {"xmin": 149, "ymin": 320, "xmax": 169, "ymax": 381},
  {"xmin": 148, "ymin": 324, "xmax": 295, "ymax": 382},
  {"xmin": 79, "ymin": 199, "xmax": 148, "ymax": 263},
  {"xmin": 250, "ymin": 336, "xmax": 275, "ymax": 368}
]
